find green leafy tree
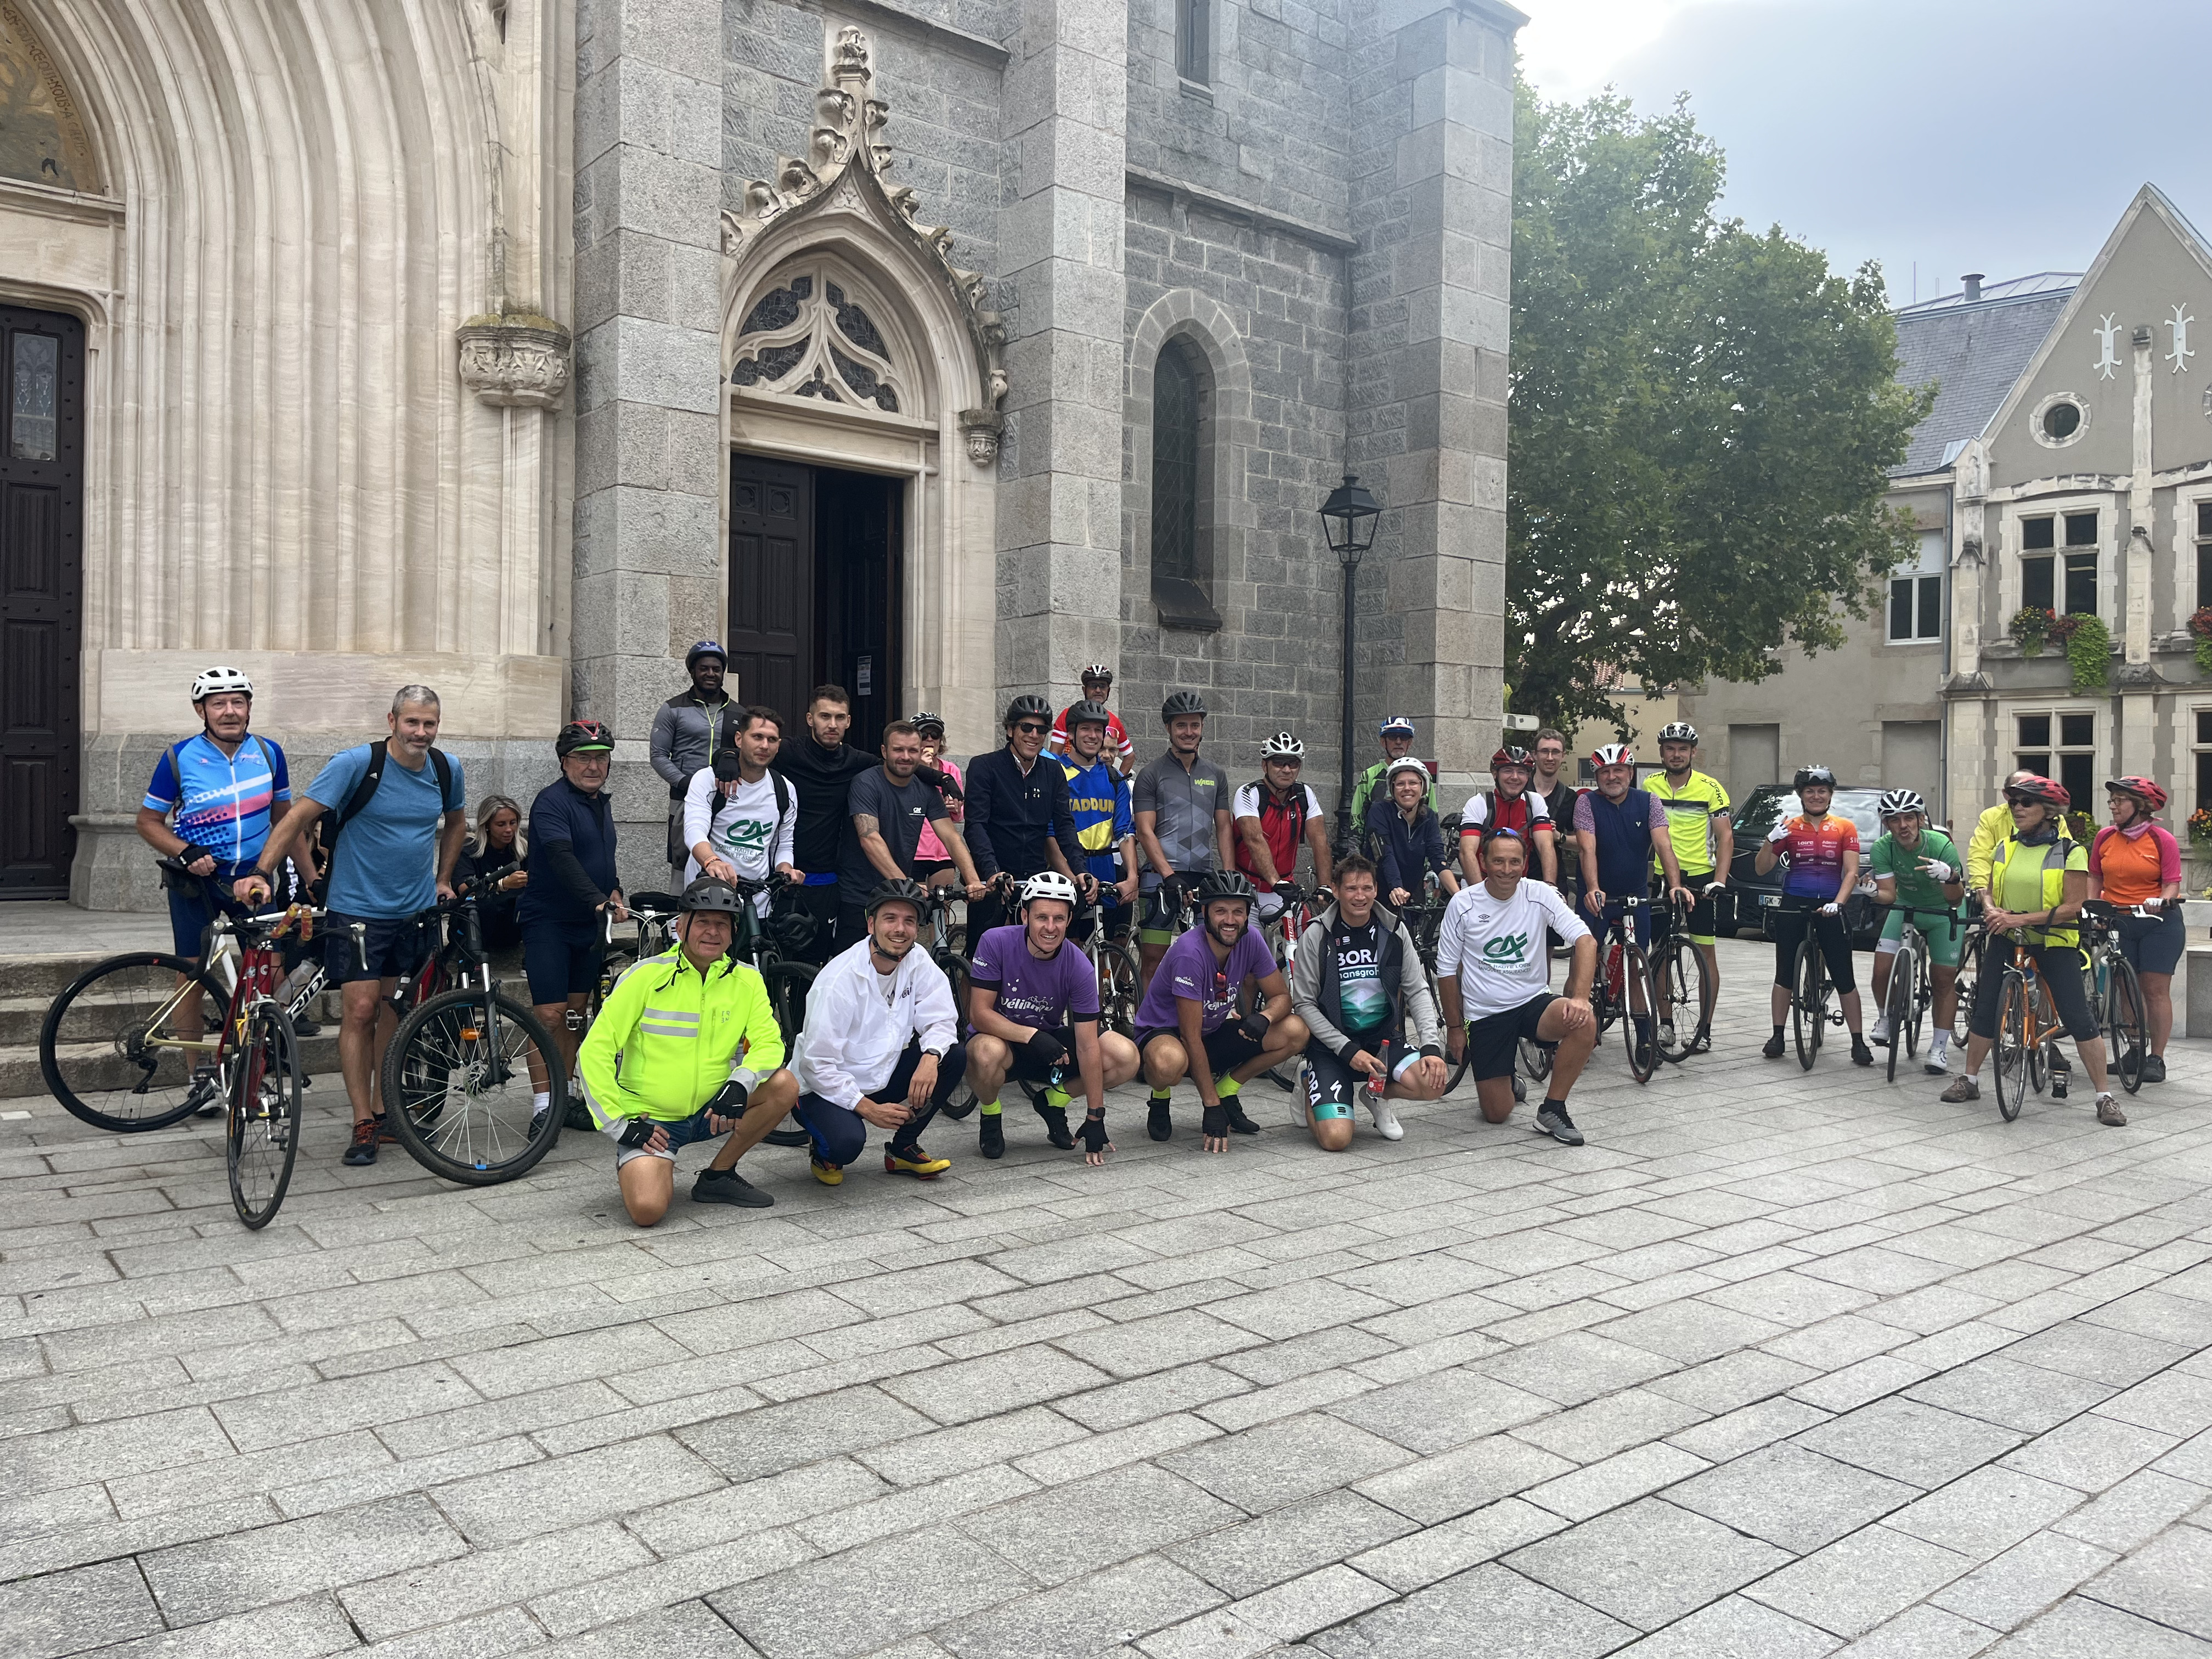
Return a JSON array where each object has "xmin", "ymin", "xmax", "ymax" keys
[{"xmin": 1508, "ymin": 81, "xmax": 1932, "ymax": 733}]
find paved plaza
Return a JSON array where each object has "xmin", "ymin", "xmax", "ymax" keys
[{"xmin": 7, "ymin": 936, "xmax": 2212, "ymax": 1657}]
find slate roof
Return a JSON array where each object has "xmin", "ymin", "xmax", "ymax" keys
[{"xmin": 1890, "ymin": 275, "xmax": 2080, "ymax": 476}]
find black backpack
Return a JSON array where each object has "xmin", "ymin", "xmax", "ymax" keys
[{"xmin": 325, "ymin": 741, "xmax": 455, "ymax": 878}]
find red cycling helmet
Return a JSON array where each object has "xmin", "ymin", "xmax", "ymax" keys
[
  {"xmin": 1490, "ymin": 746, "xmax": 1533, "ymax": 773},
  {"xmin": 2106, "ymin": 776, "xmax": 2169, "ymax": 812},
  {"xmin": 2005, "ymin": 774, "xmax": 2070, "ymax": 810}
]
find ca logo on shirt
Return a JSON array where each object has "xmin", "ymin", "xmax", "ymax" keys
[
  {"xmin": 1482, "ymin": 932, "xmax": 1531, "ymax": 964},
  {"xmin": 720, "ymin": 819, "xmax": 772, "ymax": 854}
]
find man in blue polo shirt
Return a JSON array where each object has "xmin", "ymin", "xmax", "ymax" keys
[
  {"xmin": 247, "ymin": 684, "xmax": 468, "ymax": 1165},
  {"xmin": 136, "ymin": 666, "xmax": 301, "ymax": 1062}
]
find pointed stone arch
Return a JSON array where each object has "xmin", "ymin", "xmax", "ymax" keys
[{"xmin": 718, "ymin": 25, "xmax": 1004, "ymax": 741}]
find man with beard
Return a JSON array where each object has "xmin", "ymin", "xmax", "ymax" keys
[
  {"xmin": 651, "ymin": 642, "xmax": 738, "ymax": 882},
  {"xmin": 772, "ymin": 685, "xmax": 882, "ymax": 961},
  {"xmin": 1131, "ymin": 871, "xmax": 1308, "ymax": 1149},
  {"xmin": 840, "ymin": 719, "xmax": 986, "ymax": 944}
]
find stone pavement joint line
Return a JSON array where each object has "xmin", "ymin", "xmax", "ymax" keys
[{"xmin": 4, "ymin": 939, "xmax": 2212, "ymax": 1655}]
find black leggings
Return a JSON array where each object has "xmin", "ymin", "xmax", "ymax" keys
[
  {"xmin": 1968, "ymin": 937, "xmax": 2097, "ymax": 1042},
  {"xmin": 1770, "ymin": 900, "xmax": 1856, "ymax": 995}
]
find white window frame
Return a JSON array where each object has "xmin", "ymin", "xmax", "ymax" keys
[
  {"xmin": 1886, "ymin": 529, "xmax": 1945, "ymax": 644},
  {"xmin": 2012, "ymin": 705, "xmax": 2098, "ymax": 807},
  {"xmin": 2194, "ymin": 707, "xmax": 2212, "ymax": 814}
]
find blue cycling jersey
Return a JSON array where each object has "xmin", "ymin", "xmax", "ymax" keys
[{"xmin": 143, "ymin": 733, "xmax": 291, "ymax": 874}]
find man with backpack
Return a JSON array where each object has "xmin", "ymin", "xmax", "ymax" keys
[
  {"xmin": 137, "ymin": 667, "xmax": 305, "ymax": 1071},
  {"xmin": 685, "ymin": 704, "xmax": 803, "ymax": 907},
  {"xmin": 246, "ymin": 685, "xmax": 468, "ymax": 1165},
  {"xmin": 1233, "ymin": 731, "xmax": 1332, "ymax": 922},
  {"xmin": 1458, "ymin": 746, "xmax": 1558, "ymax": 886}
]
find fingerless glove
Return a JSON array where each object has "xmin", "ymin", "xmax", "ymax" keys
[
  {"xmin": 1203, "ymin": 1103, "xmax": 1229, "ymax": 1137},
  {"xmin": 1026, "ymin": 1028, "xmax": 1068, "ymax": 1067},
  {"xmin": 1079, "ymin": 1109, "xmax": 1109, "ymax": 1153},
  {"xmin": 1238, "ymin": 1009, "xmax": 1271, "ymax": 1042}
]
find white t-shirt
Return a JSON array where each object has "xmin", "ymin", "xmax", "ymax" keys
[
  {"xmin": 682, "ymin": 768, "xmax": 798, "ymax": 907},
  {"xmin": 1435, "ymin": 877, "xmax": 1588, "ymax": 1019}
]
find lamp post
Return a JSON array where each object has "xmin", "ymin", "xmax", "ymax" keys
[{"xmin": 1320, "ymin": 473, "xmax": 1380, "ymax": 845}]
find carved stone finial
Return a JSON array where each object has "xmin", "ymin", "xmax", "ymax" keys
[
  {"xmin": 832, "ymin": 25, "xmax": 871, "ymax": 81},
  {"xmin": 456, "ymin": 314, "xmax": 572, "ymax": 408}
]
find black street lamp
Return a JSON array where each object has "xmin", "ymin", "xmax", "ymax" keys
[{"xmin": 1321, "ymin": 473, "xmax": 1381, "ymax": 844}]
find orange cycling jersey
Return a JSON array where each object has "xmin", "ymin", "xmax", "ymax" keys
[{"xmin": 1778, "ymin": 814, "xmax": 1858, "ymax": 900}]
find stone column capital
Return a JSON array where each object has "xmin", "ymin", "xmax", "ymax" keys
[{"xmin": 456, "ymin": 314, "xmax": 574, "ymax": 409}]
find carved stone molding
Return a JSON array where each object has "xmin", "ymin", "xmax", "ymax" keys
[
  {"xmin": 959, "ymin": 409, "xmax": 1003, "ymax": 465},
  {"xmin": 721, "ymin": 26, "xmax": 1006, "ymax": 416},
  {"xmin": 456, "ymin": 314, "xmax": 572, "ymax": 408}
]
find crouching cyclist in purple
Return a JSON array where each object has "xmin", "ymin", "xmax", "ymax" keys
[{"xmin": 790, "ymin": 879, "xmax": 968, "ymax": 1184}]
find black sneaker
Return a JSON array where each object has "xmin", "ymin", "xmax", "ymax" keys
[
  {"xmin": 693, "ymin": 1167, "xmax": 773, "ymax": 1207},
  {"xmin": 292, "ymin": 1017, "xmax": 322, "ymax": 1037},
  {"xmin": 528, "ymin": 1109, "xmax": 548, "ymax": 1142},
  {"xmin": 342, "ymin": 1119, "xmax": 379, "ymax": 1166},
  {"xmin": 1035, "ymin": 1103, "xmax": 1074, "ymax": 1150},
  {"xmin": 373, "ymin": 1113, "xmax": 400, "ymax": 1146},
  {"xmin": 1147, "ymin": 1098, "xmax": 1173, "ymax": 1141},
  {"xmin": 1224, "ymin": 1102, "xmax": 1262, "ymax": 1136},
  {"xmin": 979, "ymin": 1114, "xmax": 1005, "ymax": 1159},
  {"xmin": 1535, "ymin": 1103, "xmax": 1584, "ymax": 1146},
  {"xmin": 1762, "ymin": 1032, "xmax": 1786, "ymax": 1059},
  {"xmin": 2142, "ymin": 1054, "xmax": 2167, "ymax": 1084},
  {"xmin": 1850, "ymin": 1037, "xmax": 1875, "ymax": 1067}
]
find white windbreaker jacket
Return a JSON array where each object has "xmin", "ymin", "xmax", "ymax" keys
[{"xmin": 793, "ymin": 939, "xmax": 959, "ymax": 1108}]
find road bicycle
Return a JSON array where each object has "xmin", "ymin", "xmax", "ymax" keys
[
  {"xmin": 1758, "ymin": 894, "xmax": 1853, "ymax": 1071},
  {"xmin": 1950, "ymin": 919, "xmax": 1986, "ymax": 1047},
  {"xmin": 1076, "ymin": 895, "xmax": 1142, "ymax": 1039},
  {"xmin": 1871, "ymin": 902, "xmax": 1960, "ymax": 1084},
  {"xmin": 1988, "ymin": 927, "xmax": 2076, "ymax": 1122},
  {"xmin": 1585, "ymin": 894, "xmax": 1659, "ymax": 1083},
  {"xmin": 1647, "ymin": 886, "xmax": 1722, "ymax": 1064},
  {"xmin": 1254, "ymin": 881, "xmax": 1329, "ymax": 1091},
  {"xmin": 2081, "ymin": 899, "xmax": 2152, "ymax": 1096},
  {"xmin": 375, "ymin": 877, "xmax": 567, "ymax": 1184}
]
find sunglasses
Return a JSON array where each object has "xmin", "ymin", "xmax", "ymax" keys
[
  {"xmin": 1014, "ymin": 721, "xmax": 1049, "ymax": 735},
  {"xmin": 1485, "ymin": 826, "xmax": 1523, "ymax": 840},
  {"xmin": 1269, "ymin": 757, "xmax": 1303, "ymax": 768}
]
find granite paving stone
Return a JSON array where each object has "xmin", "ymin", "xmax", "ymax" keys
[{"xmin": 2, "ymin": 947, "xmax": 2208, "ymax": 1655}]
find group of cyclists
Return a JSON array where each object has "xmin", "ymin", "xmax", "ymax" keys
[{"xmin": 133, "ymin": 649, "xmax": 2190, "ymax": 1229}]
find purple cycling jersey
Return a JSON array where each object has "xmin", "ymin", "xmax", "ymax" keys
[{"xmin": 1133, "ymin": 923, "xmax": 1277, "ymax": 1035}]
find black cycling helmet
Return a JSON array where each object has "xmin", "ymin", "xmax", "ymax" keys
[
  {"xmin": 1196, "ymin": 870, "xmax": 1259, "ymax": 909},
  {"xmin": 1005, "ymin": 694, "xmax": 1052, "ymax": 727},
  {"xmin": 556, "ymin": 718, "xmax": 615, "ymax": 757},
  {"xmin": 1162, "ymin": 690, "xmax": 1209, "ymax": 722},
  {"xmin": 680, "ymin": 876, "xmax": 743, "ymax": 915},
  {"xmin": 864, "ymin": 877, "xmax": 932, "ymax": 919},
  {"xmin": 1066, "ymin": 699, "xmax": 1113, "ymax": 730},
  {"xmin": 911, "ymin": 710, "xmax": 946, "ymax": 740},
  {"xmin": 685, "ymin": 640, "xmax": 726, "ymax": 671},
  {"xmin": 1792, "ymin": 764, "xmax": 1837, "ymax": 791}
]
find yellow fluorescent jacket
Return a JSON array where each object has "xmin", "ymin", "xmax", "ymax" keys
[{"xmin": 577, "ymin": 947, "xmax": 786, "ymax": 1126}]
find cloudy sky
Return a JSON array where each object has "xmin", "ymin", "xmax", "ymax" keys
[{"xmin": 1516, "ymin": 0, "xmax": 2212, "ymax": 309}]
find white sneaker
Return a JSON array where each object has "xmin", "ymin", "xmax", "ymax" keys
[
  {"xmin": 1368, "ymin": 1098, "xmax": 1404, "ymax": 1141},
  {"xmin": 1870, "ymin": 1014, "xmax": 1891, "ymax": 1046}
]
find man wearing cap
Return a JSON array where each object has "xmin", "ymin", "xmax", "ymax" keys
[
  {"xmin": 1048, "ymin": 665, "xmax": 1135, "ymax": 777},
  {"xmin": 651, "ymin": 642, "xmax": 738, "ymax": 883},
  {"xmin": 579, "ymin": 876, "xmax": 803, "ymax": 1224},
  {"xmin": 1348, "ymin": 717, "xmax": 1437, "ymax": 833}
]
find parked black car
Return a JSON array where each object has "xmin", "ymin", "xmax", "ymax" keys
[{"xmin": 1728, "ymin": 784, "xmax": 1890, "ymax": 947}]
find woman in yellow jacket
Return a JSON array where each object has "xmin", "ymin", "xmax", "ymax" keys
[
  {"xmin": 579, "ymin": 877, "xmax": 802, "ymax": 1224},
  {"xmin": 1940, "ymin": 777, "xmax": 2123, "ymax": 1124}
]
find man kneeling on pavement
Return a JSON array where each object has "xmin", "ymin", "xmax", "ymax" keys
[{"xmin": 580, "ymin": 877, "xmax": 802, "ymax": 1224}]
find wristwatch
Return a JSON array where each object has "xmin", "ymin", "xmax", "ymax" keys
[{"xmin": 921, "ymin": 1046, "xmax": 945, "ymax": 1061}]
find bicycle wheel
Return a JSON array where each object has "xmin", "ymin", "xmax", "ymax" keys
[
  {"xmin": 1993, "ymin": 973, "xmax": 2031, "ymax": 1121},
  {"xmin": 757, "ymin": 960, "xmax": 822, "ymax": 1145},
  {"xmin": 1097, "ymin": 939, "xmax": 1142, "ymax": 1040},
  {"xmin": 2106, "ymin": 953, "xmax": 2147, "ymax": 1095},
  {"xmin": 1622, "ymin": 941, "xmax": 1657, "ymax": 1083},
  {"xmin": 1904, "ymin": 945, "xmax": 1926, "ymax": 1060},
  {"xmin": 1792, "ymin": 939, "xmax": 1821, "ymax": 1070},
  {"xmin": 1884, "ymin": 948, "xmax": 1915, "ymax": 1085},
  {"xmin": 228, "ymin": 1001, "xmax": 301, "ymax": 1229},
  {"xmin": 1518, "ymin": 1034, "xmax": 1554, "ymax": 1085},
  {"xmin": 1655, "ymin": 939, "xmax": 1705, "ymax": 1064},
  {"xmin": 40, "ymin": 952, "xmax": 232, "ymax": 1132},
  {"xmin": 381, "ymin": 988, "xmax": 565, "ymax": 1184},
  {"xmin": 1951, "ymin": 932, "xmax": 1983, "ymax": 1045}
]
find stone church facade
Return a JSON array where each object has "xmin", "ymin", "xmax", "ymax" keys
[{"xmin": 0, "ymin": 0, "xmax": 1518, "ymax": 904}]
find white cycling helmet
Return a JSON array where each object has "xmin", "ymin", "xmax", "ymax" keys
[
  {"xmin": 1657, "ymin": 721, "xmax": 1698, "ymax": 744},
  {"xmin": 1019, "ymin": 871, "xmax": 1080, "ymax": 909},
  {"xmin": 190, "ymin": 665, "xmax": 254, "ymax": 702},
  {"xmin": 1386, "ymin": 757, "xmax": 1431, "ymax": 782},
  {"xmin": 1263, "ymin": 731, "xmax": 1305, "ymax": 758},
  {"xmin": 1878, "ymin": 788, "xmax": 1926, "ymax": 820},
  {"xmin": 1590, "ymin": 742, "xmax": 1635, "ymax": 769}
]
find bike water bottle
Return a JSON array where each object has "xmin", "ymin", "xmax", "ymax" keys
[{"xmin": 1368, "ymin": 1040, "xmax": 1392, "ymax": 1098}]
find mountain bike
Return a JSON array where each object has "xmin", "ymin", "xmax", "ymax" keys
[
  {"xmin": 2082, "ymin": 900, "xmax": 2151, "ymax": 1096},
  {"xmin": 375, "ymin": 879, "xmax": 567, "ymax": 1184},
  {"xmin": 1872, "ymin": 902, "xmax": 1959, "ymax": 1084}
]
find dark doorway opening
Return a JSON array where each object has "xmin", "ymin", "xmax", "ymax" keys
[
  {"xmin": 727, "ymin": 455, "xmax": 901, "ymax": 751},
  {"xmin": 1, "ymin": 303, "xmax": 84, "ymax": 898}
]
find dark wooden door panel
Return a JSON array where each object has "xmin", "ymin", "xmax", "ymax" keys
[
  {"xmin": 728, "ymin": 456, "xmax": 814, "ymax": 729},
  {"xmin": 0, "ymin": 305, "xmax": 83, "ymax": 896}
]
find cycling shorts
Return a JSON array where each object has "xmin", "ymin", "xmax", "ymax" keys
[
  {"xmin": 1464, "ymin": 992, "xmax": 1556, "ymax": 1083},
  {"xmin": 1877, "ymin": 907, "xmax": 1963, "ymax": 968},
  {"xmin": 1659, "ymin": 872, "xmax": 1720, "ymax": 946},
  {"xmin": 1304, "ymin": 1037, "xmax": 1417, "ymax": 1118},
  {"xmin": 1137, "ymin": 883, "xmax": 1187, "ymax": 945},
  {"xmin": 2113, "ymin": 909, "xmax": 2185, "ymax": 978},
  {"xmin": 324, "ymin": 912, "xmax": 431, "ymax": 986},
  {"xmin": 1137, "ymin": 1023, "xmax": 1263, "ymax": 1076},
  {"xmin": 524, "ymin": 926, "xmax": 607, "ymax": 1004}
]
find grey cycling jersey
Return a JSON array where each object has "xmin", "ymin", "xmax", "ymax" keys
[{"xmin": 1132, "ymin": 750, "xmax": 1231, "ymax": 888}]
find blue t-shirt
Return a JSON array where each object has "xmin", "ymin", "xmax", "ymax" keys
[
  {"xmin": 307, "ymin": 744, "xmax": 467, "ymax": 919},
  {"xmin": 143, "ymin": 733, "xmax": 291, "ymax": 875},
  {"xmin": 1133, "ymin": 922, "xmax": 1278, "ymax": 1035}
]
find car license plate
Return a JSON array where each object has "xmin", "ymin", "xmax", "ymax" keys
[{"xmin": 1759, "ymin": 894, "xmax": 1779, "ymax": 908}]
